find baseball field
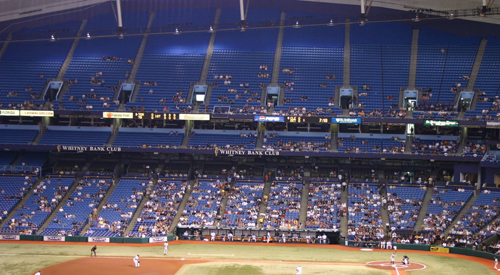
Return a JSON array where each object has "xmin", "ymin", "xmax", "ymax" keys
[{"xmin": 0, "ymin": 240, "xmax": 497, "ymax": 275}]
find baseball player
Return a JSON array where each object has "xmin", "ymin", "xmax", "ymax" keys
[
  {"xmin": 296, "ymin": 266, "xmax": 303, "ymax": 275},
  {"xmin": 251, "ymin": 234, "xmax": 257, "ymax": 242},
  {"xmin": 281, "ymin": 233, "xmax": 286, "ymax": 243},
  {"xmin": 495, "ymin": 257, "xmax": 498, "ymax": 270},
  {"xmin": 210, "ymin": 232, "xmax": 216, "ymax": 241},
  {"xmin": 228, "ymin": 232, "xmax": 234, "ymax": 241},
  {"xmin": 380, "ymin": 240, "xmax": 386, "ymax": 249},
  {"xmin": 266, "ymin": 232, "xmax": 271, "ymax": 243},
  {"xmin": 306, "ymin": 233, "xmax": 311, "ymax": 244},
  {"xmin": 133, "ymin": 255, "xmax": 140, "ymax": 268},
  {"xmin": 163, "ymin": 241, "xmax": 168, "ymax": 255},
  {"xmin": 34, "ymin": 271, "xmax": 41, "ymax": 275},
  {"xmin": 402, "ymin": 255, "xmax": 409, "ymax": 265},
  {"xmin": 387, "ymin": 240, "xmax": 393, "ymax": 250},
  {"xmin": 390, "ymin": 252, "xmax": 396, "ymax": 265},
  {"xmin": 90, "ymin": 245, "xmax": 97, "ymax": 257}
]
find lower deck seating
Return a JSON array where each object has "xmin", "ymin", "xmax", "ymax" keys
[
  {"xmin": 41, "ymin": 178, "xmax": 111, "ymax": 236},
  {"xmin": 85, "ymin": 178, "xmax": 147, "ymax": 237},
  {"xmin": 128, "ymin": 179, "xmax": 186, "ymax": 237},
  {"xmin": 3, "ymin": 177, "xmax": 74, "ymax": 234},
  {"xmin": 263, "ymin": 181, "xmax": 302, "ymax": 229}
]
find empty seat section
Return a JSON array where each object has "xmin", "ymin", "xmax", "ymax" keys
[
  {"xmin": 189, "ymin": 130, "xmax": 257, "ymax": 150},
  {"xmin": 41, "ymin": 178, "xmax": 111, "ymax": 236},
  {"xmin": 38, "ymin": 126, "xmax": 110, "ymax": 146},
  {"xmin": 0, "ymin": 176, "xmax": 34, "ymax": 223},
  {"xmin": 54, "ymin": 36, "xmax": 141, "ymax": 111},
  {"xmin": 4, "ymin": 177, "xmax": 74, "ymax": 234},
  {"xmin": 113, "ymin": 128, "xmax": 184, "ymax": 148},
  {"xmin": 278, "ymin": 47, "xmax": 343, "ymax": 116},
  {"xmin": 85, "ymin": 178, "xmax": 147, "ymax": 237}
]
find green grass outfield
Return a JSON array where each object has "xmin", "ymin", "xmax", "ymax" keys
[
  {"xmin": 0, "ymin": 242, "xmax": 495, "ymax": 275},
  {"xmin": 175, "ymin": 262, "xmax": 388, "ymax": 275}
]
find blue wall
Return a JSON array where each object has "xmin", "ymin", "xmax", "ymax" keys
[
  {"xmin": 74, "ymin": 36, "xmax": 142, "ymax": 57},
  {"xmin": 419, "ymin": 28, "xmax": 482, "ymax": 46},
  {"xmin": 85, "ymin": 12, "xmax": 151, "ymax": 31},
  {"xmin": 283, "ymin": 25, "xmax": 344, "ymax": 48},
  {"xmin": 214, "ymin": 29, "xmax": 278, "ymax": 51},
  {"xmin": 3, "ymin": 40, "xmax": 72, "ymax": 61},
  {"xmin": 153, "ymin": 8, "xmax": 216, "ymax": 28},
  {"xmin": 454, "ymin": 163, "xmax": 479, "ymax": 182},
  {"xmin": 145, "ymin": 33, "xmax": 210, "ymax": 55},
  {"xmin": 351, "ymin": 22, "xmax": 413, "ymax": 45}
]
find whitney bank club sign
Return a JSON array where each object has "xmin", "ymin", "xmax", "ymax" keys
[
  {"xmin": 215, "ymin": 147, "xmax": 280, "ymax": 156},
  {"xmin": 57, "ymin": 145, "xmax": 122, "ymax": 152}
]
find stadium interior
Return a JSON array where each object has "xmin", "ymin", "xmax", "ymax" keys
[{"xmin": 0, "ymin": 0, "xmax": 499, "ymax": 256}]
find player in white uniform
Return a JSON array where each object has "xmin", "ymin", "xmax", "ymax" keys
[
  {"xmin": 163, "ymin": 241, "xmax": 168, "ymax": 255},
  {"xmin": 306, "ymin": 234, "xmax": 311, "ymax": 244},
  {"xmin": 390, "ymin": 252, "xmax": 396, "ymax": 265},
  {"xmin": 133, "ymin": 255, "xmax": 140, "ymax": 267},
  {"xmin": 281, "ymin": 233, "xmax": 286, "ymax": 243},
  {"xmin": 266, "ymin": 232, "xmax": 271, "ymax": 243},
  {"xmin": 34, "ymin": 271, "xmax": 42, "ymax": 275},
  {"xmin": 210, "ymin": 232, "xmax": 216, "ymax": 241},
  {"xmin": 296, "ymin": 266, "xmax": 303, "ymax": 275},
  {"xmin": 386, "ymin": 240, "xmax": 393, "ymax": 250},
  {"xmin": 495, "ymin": 257, "xmax": 498, "ymax": 270},
  {"xmin": 322, "ymin": 234, "xmax": 327, "ymax": 244},
  {"xmin": 228, "ymin": 232, "xmax": 234, "ymax": 242},
  {"xmin": 380, "ymin": 240, "xmax": 386, "ymax": 249}
]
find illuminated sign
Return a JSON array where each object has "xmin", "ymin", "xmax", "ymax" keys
[
  {"xmin": 253, "ymin": 116, "xmax": 285, "ymax": 122},
  {"xmin": 286, "ymin": 116, "xmax": 329, "ymax": 124},
  {"xmin": 0, "ymin": 110, "xmax": 19, "ymax": 116},
  {"xmin": 424, "ymin": 120, "xmax": 458, "ymax": 127},
  {"xmin": 179, "ymin": 114, "xmax": 210, "ymax": 121},
  {"xmin": 332, "ymin": 118, "xmax": 361, "ymax": 124},
  {"xmin": 102, "ymin": 112, "xmax": 133, "ymax": 119},
  {"xmin": 486, "ymin": 121, "xmax": 500, "ymax": 128},
  {"xmin": 134, "ymin": 113, "xmax": 179, "ymax": 120},
  {"xmin": 215, "ymin": 149, "xmax": 280, "ymax": 156},
  {"xmin": 20, "ymin": 110, "xmax": 54, "ymax": 117}
]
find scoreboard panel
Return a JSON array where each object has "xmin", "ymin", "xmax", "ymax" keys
[
  {"xmin": 133, "ymin": 113, "xmax": 179, "ymax": 120},
  {"xmin": 286, "ymin": 116, "xmax": 330, "ymax": 124}
]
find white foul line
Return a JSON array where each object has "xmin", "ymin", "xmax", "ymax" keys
[
  {"xmin": 188, "ymin": 253, "xmax": 234, "ymax": 257},
  {"xmin": 395, "ymin": 267, "xmax": 400, "ymax": 275}
]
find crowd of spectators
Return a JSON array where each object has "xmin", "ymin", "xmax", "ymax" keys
[
  {"xmin": 421, "ymin": 187, "xmax": 471, "ymax": 236},
  {"xmin": 461, "ymin": 142, "xmax": 487, "ymax": 157},
  {"xmin": 347, "ymin": 185, "xmax": 384, "ymax": 241},
  {"xmin": 263, "ymin": 181, "xmax": 302, "ymax": 229},
  {"xmin": 178, "ymin": 180, "xmax": 227, "ymax": 227},
  {"xmin": 412, "ymin": 139, "xmax": 459, "ymax": 156},
  {"xmin": 306, "ymin": 182, "xmax": 342, "ymax": 229},
  {"xmin": 221, "ymin": 182, "xmax": 263, "ymax": 227},
  {"xmin": 386, "ymin": 186, "xmax": 425, "ymax": 233},
  {"xmin": 129, "ymin": 180, "xmax": 187, "ymax": 237}
]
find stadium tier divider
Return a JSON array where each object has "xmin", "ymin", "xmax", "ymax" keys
[{"xmin": 1, "ymin": 234, "xmax": 176, "ymax": 243}]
